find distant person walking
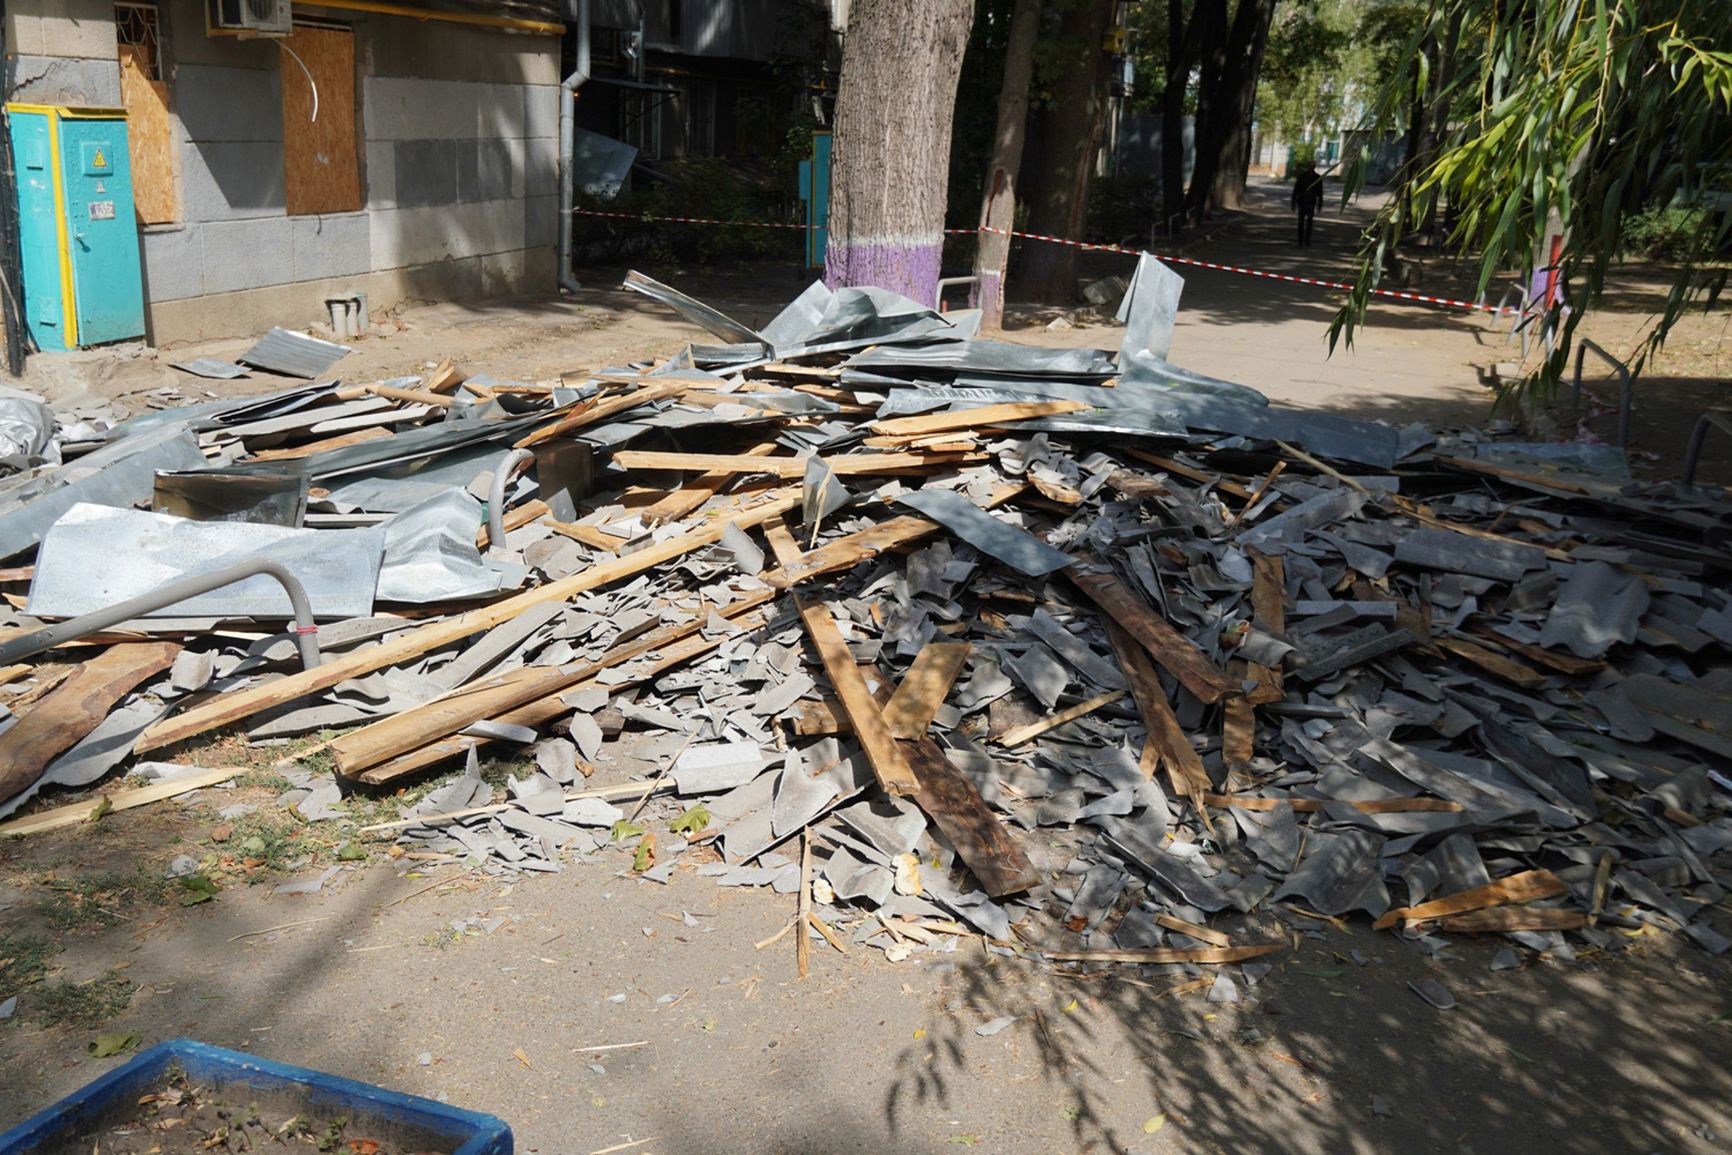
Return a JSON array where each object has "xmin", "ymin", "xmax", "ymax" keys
[{"xmin": 1292, "ymin": 161, "xmax": 1325, "ymax": 247}]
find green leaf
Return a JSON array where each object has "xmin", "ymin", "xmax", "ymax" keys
[
  {"xmin": 88, "ymin": 1029, "xmax": 141, "ymax": 1058},
  {"xmin": 669, "ymin": 804, "xmax": 712, "ymax": 836},
  {"xmin": 179, "ymin": 874, "xmax": 220, "ymax": 905},
  {"xmin": 610, "ymin": 820, "xmax": 646, "ymax": 842},
  {"xmin": 336, "ymin": 842, "xmax": 366, "ymax": 861}
]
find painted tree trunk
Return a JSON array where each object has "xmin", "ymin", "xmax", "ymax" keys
[
  {"xmin": 825, "ymin": 0, "xmax": 976, "ymax": 305},
  {"xmin": 970, "ymin": 0, "xmax": 1042, "ymax": 330},
  {"xmin": 1160, "ymin": 0, "xmax": 1198, "ymax": 235},
  {"xmin": 1016, "ymin": 0, "xmax": 1116, "ymax": 304}
]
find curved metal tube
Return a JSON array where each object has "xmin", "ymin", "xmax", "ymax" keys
[
  {"xmin": 556, "ymin": 0, "xmax": 591, "ymax": 295},
  {"xmin": 0, "ymin": 559, "xmax": 322, "ymax": 669},
  {"xmin": 487, "ymin": 447, "xmax": 536, "ymax": 556}
]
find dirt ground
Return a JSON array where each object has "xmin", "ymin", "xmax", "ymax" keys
[{"xmin": 3, "ymin": 181, "xmax": 1732, "ymax": 1153}]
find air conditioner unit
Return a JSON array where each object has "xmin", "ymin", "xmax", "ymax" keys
[{"xmin": 208, "ymin": 0, "xmax": 293, "ymax": 36}]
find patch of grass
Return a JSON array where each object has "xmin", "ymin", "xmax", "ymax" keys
[
  {"xmin": 35, "ymin": 869, "xmax": 172, "ymax": 930},
  {"xmin": 234, "ymin": 768, "xmax": 295, "ymax": 791},
  {"xmin": 217, "ymin": 808, "xmax": 310, "ymax": 877},
  {"xmin": 0, "ymin": 931, "xmax": 58, "ymax": 995},
  {"xmin": 34, "ymin": 969, "xmax": 133, "ymax": 1029}
]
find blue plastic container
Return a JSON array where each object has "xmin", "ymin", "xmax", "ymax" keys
[{"xmin": 0, "ymin": 1038, "xmax": 512, "ymax": 1154}]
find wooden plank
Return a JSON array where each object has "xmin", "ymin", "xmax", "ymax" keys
[
  {"xmin": 763, "ymin": 483, "xmax": 1025, "ymax": 589},
  {"xmin": 0, "ymin": 643, "xmax": 181, "ymax": 804},
  {"xmin": 516, "ymin": 381, "xmax": 692, "ymax": 449},
  {"xmin": 280, "ymin": 25, "xmax": 361, "ymax": 215},
  {"xmin": 330, "ymin": 590, "xmax": 777, "ymax": 777},
  {"xmin": 612, "ymin": 450, "xmax": 985, "ymax": 478},
  {"xmin": 247, "ymin": 427, "xmax": 392, "ymax": 462},
  {"xmin": 1221, "ymin": 695, "xmax": 1255, "ymax": 770},
  {"xmin": 1044, "ymin": 944, "xmax": 1285, "ymax": 965},
  {"xmin": 882, "ymin": 642, "xmax": 972, "ymax": 739},
  {"xmin": 866, "ymin": 666, "xmax": 1037, "ymax": 897},
  {"xmin": 0, "ymin": 565, "xmax": 35, "ymax": 583},
  {"xmin": 867, "ymin": 400, "xmax": 1087, "ymax": 437},
  {"xmin": 1204, "ymin": 793, "xmax": 1464, "ymax": 814},
  {"xmin": 997, "ymin": 690, "xmax": 1125, "ymax": 748},
  {"xmin": 1373, "ymin": 869, "xmax": 1566, "ymax": 930},
  {"xmin": 366, "ymin": 383, "xmax": 463, "ymax": 408},
  {"xmin": 0, "ymin": 765, "xmax": 246, "ymax": 838},
  {"xmin": 1222, "ymin": 461, "xmax": 1286, "ymax": 528},
  {"xmin": 640, "ymin": 440, "xmax": 779, "ymax": 525},
  {"xmin": 1464, "ymin": 623, "xmax": 1605, "ymax": 676},
  {"xmin": 118, "ymin": 44, "xmax": 176, "ymax": 224},
  {"xmin": 795, "ymin": 599, "xmax": 920, "ymax": 797},
  {"xmin": 1154, "ymin": 914, "xmax": 1231, "ymax": 947},
  {"xmin": 1436, "ymin": 635, "xmax": 1547, "ymax": 688},
  {"xmin": 1125, "ymin": 449, "xmax": 1257, "ymax": 501},
  {"xmin": 136, "ymin": 492, "xmax": 801, "ymax": 754},
  {"xmin": 356, "ymin": 606, "xmax": 773, "ymax": 786},
  {"xmin": 1431, "ymin": 454, "xmax": 1590, "ymax": 495},
  {"xmin": 1436, "ymin": 908, "xmax": 1587, "ymax": 933},
  {"xmin": 787, "ymin": 698, "xmax": 850, "ymax": 736},
  {"xmin": 0, "ymin": 664, "xmax": 31, "ymax": 688},
  {"xmin": 760, "ymin": 516, "xmax": 806, "ymax": 568},
  {"xmin": 1247, "ymin": 550, "xmax": 1286, "ymax": 704},
  {"xmin": 543, "ymin": 520, "xmax": 622, "ymax": 552},
  {"xmin": 1104, "ymin": 621, "xmax": 1210, "ymax": 799},
  {"xmin": 1069, "ymin": 562, "xmax": 1237, "ymax": 704}
]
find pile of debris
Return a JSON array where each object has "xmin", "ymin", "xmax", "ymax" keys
[{"xmin": 2, "ymin": 260, "xmax": 1729, "ymax": 978}]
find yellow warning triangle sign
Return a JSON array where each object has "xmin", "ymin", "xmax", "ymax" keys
[{"xmin": 92, "ymin": 148, "xmax": 106, "ymax": 167}]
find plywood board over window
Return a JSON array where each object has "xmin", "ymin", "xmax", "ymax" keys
[
  {"xmin": 280, "ymin": 24, "xmax": 361, "ymax": 216},
  {"xmin": 116, "ymin": 3, "xmax": 177, "ymax": 224}
]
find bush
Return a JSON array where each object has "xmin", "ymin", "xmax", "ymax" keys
[
  {"xmin": 1085, "ymin": 174, "xmax": 1166, "ymax": 248},
  {"xmin": 573, "ymin": 157, "xmax": 802, "ymax": 267},
  {"xmin": 1620, "ymin": 205, "xmax": 1713, "ymax": 261}
]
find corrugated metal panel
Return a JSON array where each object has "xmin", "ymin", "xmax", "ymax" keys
[{"xmin": 238, "ymin": 327, "xmax": 351, "ymax": 379}]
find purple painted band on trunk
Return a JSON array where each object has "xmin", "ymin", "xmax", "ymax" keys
[
  {"xmin": 824, "ymin": 241, "xmax": 945, "ymax": 306},
  {"xmin": 969, "ymin": 268, "xmax": 1002, "ymax": 313}
]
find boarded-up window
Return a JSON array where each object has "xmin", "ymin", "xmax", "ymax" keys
[
  {"xmin": 116, "ymin": 2, "xmax": 177, "ymax": 224},
  {"xmin": 280, "ymin": 24, "xmax": 361, "ymax": 216}
]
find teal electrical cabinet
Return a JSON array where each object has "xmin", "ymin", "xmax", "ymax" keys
[
  {"xmin": 797, "ymin": 130, "xmax": 831, "ymax": 271},
  {"xmin": 5, "ymin": 104, "xmax": 146, "ymax": 351}
]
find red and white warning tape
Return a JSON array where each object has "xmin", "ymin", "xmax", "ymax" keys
[{"xmin": 570, "ymin": 208, "xmax": 1515, "ymax": 316}]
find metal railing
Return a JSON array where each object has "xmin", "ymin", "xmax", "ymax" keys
[
  {"xmin": 1683, "ymin": 410, "xmax": 1732, "ymax": 486},
  {"xmin": 1570, "ymin": 338, "xmax": 1634, "ymax": 450}
]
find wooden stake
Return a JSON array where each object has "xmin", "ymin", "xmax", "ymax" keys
[
  {"xmin": 997, "ymin": 691, "xmax": 1125, "ymax": 748},
  {"xmin": 795, "ymin": 597, "xmax": 920, "ymax": 796},
  {"xmin": 882, "ymin": 641, "xmax": 972, "ymax": 739}
]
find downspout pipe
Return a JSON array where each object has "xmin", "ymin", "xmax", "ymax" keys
[
  {"xmin": 487, "ymin": 447, "xmax": 537, "ymax": 557},
  {"xmin": 558, "ymin": 0, "xmax": 591, "ymax": 295},
  {"xmin": 0, "ymin": 560, "xmax": 322, "ymax": 670}
]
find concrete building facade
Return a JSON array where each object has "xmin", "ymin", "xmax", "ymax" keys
[{"xmin": 3, "ymin": 0, "xmax": 561, "ymax": 344}]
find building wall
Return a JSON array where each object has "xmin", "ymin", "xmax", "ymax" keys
[{"xmin": 3, "ymin": 0, "xmax": 560, "ymax": 345}]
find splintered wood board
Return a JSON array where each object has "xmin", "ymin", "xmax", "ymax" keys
[
  {"xmin": 1069, "ymin": 563, "xmax": 1237, "ymax": 703},
  {"xmin": 796, "ymin": 599, "xmax": 919, "ymax": 796},
  {"xmin": 867, "ymin": 400, "xmax": 1087, "ymax": 437},
  {"xmin": 882, "ymin": 642, "xmax": 972, "ymax": 739},
  {"xmin": 613, "ymin": 450, "xmax": 986, "ymax": 478}
]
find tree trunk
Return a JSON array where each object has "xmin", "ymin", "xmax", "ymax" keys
[
  {"xmin": 1185, "ymin": 0, "xmax": 1229, "ymax": 220},
  {"xmin": 970, "ymin": 0, "xmax": 1042, "ymax": 330},
  {"xmin": 1016, "ymin": 0, "xmax": 1116, "ymax": 304},
  {"xmin": 1190, "ymin": 0, "xmax": 1276, "ymax": 219},
  {"xmin": 1159, "ymin": 0, "xmax": 1194, "ymax": 236},
  {"xmin": 825, "ymin": 0, "xmax": 976, "ymax": 305}
]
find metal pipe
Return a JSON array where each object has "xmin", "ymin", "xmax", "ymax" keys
[
  {"xmin": 1572, "ymin": 338, "xmax": 1634, "ymax": 449},
  {"xmin": 1682, "ymin": 411, "xmax": 1732, "ymax": 485},
  {"xmin": 487, "ymin": 447, "xmax": 536, "ymax": 556},
  {"xmin": 0, "ymin": 559, "xmax": 322, "ymax": 669},
  {"xmin": 557, "ymin": 0, "xmax": 592, "ymax": 296}
]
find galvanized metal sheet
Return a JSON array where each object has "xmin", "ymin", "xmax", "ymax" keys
[
  {"xmin": 239, "ymin": 327, "xmax": 352, "ymax": 378},
  {"xmin": 28, "ymin": 503, "xmax": 383, "ymax": 619},
  {"xmin": 896, "ymin": 488, "xmax": 1077, "ymax": 577},
  {"xmin": 171, "ymin": 357, "xmax": 249, "ymax": 380}
]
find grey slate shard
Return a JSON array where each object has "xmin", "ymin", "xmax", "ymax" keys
[
  {"xmin": 28, "ymin": 503, "xmax": 385, "ymax": 620},
  {"xmin": 673, "ymin": 742, "xmax": 768, "ymax": 794},
  {"xmin": 823, "ymin": 846, "xmax": 893, "ymax": 904},
  {"xmin": 1272, "ymin": 828, "xmax": 1389, "ymax": 917},
  {"xmin": 172, "ymin": 357, "xmax": 249, "ymax": 380},
  {"xmin": 895, "ymin": 488, "xmax": 1076, "ymax": 577},
  {"xmin": 1293, "ymin": 628, "xmax": 1413, "ymax": 683},
  {"xmin": 1207, "ymin": 974, "xmax": 1241, "ymax": 1004},
  {"xmin": 1539, "ymin": 561, "xmax": 1650, "ymax": 658},
  {"xmin": 1026, "ymin": 609, "xmax": 1127, "ymax": 690},
  {"xmin": 1407, "ymin": 978, "xmax": 1456, "ymax": 1010},
  {"xmin": 802, "ymin": 455, "xmax": 851, "ymax": 528},
  {"xmin": 1393, "ymin": 528, "xmax": 1546, "ymax": 582},
  {"xmin": 1099, "ymin": 817, "xmax": 1233, "ymax": 910},
  {"xmin": 975, "ymin": 1015, "xmax": 1019, "ymax": 1037},
  {"xmin": 719, "ymin": 521, "xmax": 764, "ymax": 575},
  {"xmin": 1063, "ymin": 866, "xmax": 1127, "ymax": 933},
  {"xmin": 239, "ymin": 327, "xmax": 351, "ymax": 378},
  {"xmin": 1005, "ymin": 643, "xmax": 1069, "ymax": 709}
]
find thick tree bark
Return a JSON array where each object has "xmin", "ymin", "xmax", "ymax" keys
[
  {"xmin": 1188, "ymin": 0, "xmax": 1274, "ymax": 220},
  {"xmin": 1185, "ymin": 0, "xmax": 1229, "ymax": 220},
  {"xmin": 1016, "ymin": 0, "xmax": 1117, "ymax": 304},
  {"xmin": 825, "ymin": 0, "xmax": 976, "ymax": 304},
  {"xmin": 970, "ymin": 0, "xmax": 1042, "ymax": 329},
  {"xmin": 1159, "ymin": 0, "xmax": 1193, "ymax": 235}
]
